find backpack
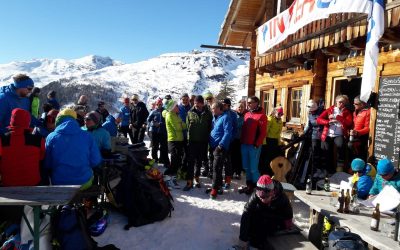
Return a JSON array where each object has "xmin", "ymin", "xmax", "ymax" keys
[
  {"xmin": 115, "ymin": 154, "xmax": 174, "ymax": 230},
  {"xmin": 52, "ymin": 205, "xmax": 95, "ymax": 250},
  {"xmin": 328, "ymin": 227, "xmax": 366, "ymax": 250}
]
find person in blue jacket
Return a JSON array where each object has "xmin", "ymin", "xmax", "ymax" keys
[
  {"xmin": 119, "ymin": 98, "xmax": 134, "ymax": 143},
  {"xmin": 178, "ymin": 93, "xmax": 191, "ymax": 176},
  {"xmin": 0, "ymin": 74, "xmax": 35, "ymax": 135},
  {"xmin": 46, "ymin": 90, "xmax": 60, "ymax": 110},
  {"xmin": 147, "ymin": 98, "xmax": 169, "ymax": 166},
  {"xmin": 208, "ymin": 102, "xmax": 232, "ymax": 199},
  {"xmin": 44, "ymin": 109, "xmax": 102, "ymax": 189},
  {"xmin": 82, "ymin": 111, "xmax": 111, "ymax": 157},
  {"xmin": 102, "ymin": 114, "xmax": 118, "ymax": 137},
  {"xmin": 350, "ymin": 158, "xmax": 374, "ymax": 199},
  {"xmin": 222, "ymin": 98, "xmax": 238, "ymax": 189},
  {"xmin": 369, "ymin": 158, "xmax": 400, "ymax": 197}
]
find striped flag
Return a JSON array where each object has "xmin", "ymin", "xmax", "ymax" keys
[{"xmin": 360, "ymin": 0, "xmax": 385, "ymax": 102}]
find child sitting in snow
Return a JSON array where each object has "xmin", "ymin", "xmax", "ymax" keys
[{"xmin": 234, "ymin": 175, "xmax": 293, "ymax": 249}]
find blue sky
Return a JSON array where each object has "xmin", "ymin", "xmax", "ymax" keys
[{"xmin": 0, "ymin": 0, "xmax": 230, "ymax": 64}]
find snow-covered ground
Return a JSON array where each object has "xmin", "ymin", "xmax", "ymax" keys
[
  {"xmin": 95, "ymin": 176, "xmax": 310, "ymax": 250},
  {"xmin": 95, "ymin": 138, "xmax": 310, "ymax": 250}
]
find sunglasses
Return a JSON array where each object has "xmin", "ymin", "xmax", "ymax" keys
[
  {"xmin": 256, "ymin": 188, "xmax": 272, "ymax": 199},
  {"xmin": 353, "ymin": 103, "xmax": 361, "ymax": 106},
  {"xmin": 27, "ymin": 87, "xmax": 33, "ymax": 91},
  {"xmin": 84, "ymin": 117, "xmax": 92, "ymax": 121}
]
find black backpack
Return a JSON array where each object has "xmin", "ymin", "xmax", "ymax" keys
[
  {"xmin": 328, "ymin": 227, "xmax": 367, "ymax": 250},
  {"xmin": 116, "ymin": 168, "xmax": 174, "ymax": 230}
]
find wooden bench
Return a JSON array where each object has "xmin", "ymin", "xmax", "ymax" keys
[
  {"xmin": 0, "ymin": 185, "xmax": 80, "ymax": 250},
  {"xmin": 269, "ymin": 232, "xmax": 318, "ymax": 250}
]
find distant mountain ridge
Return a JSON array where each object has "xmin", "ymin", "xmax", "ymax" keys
[{"xmin": 0, "ymin": 50, "xmax": 249, "ymax": 112}]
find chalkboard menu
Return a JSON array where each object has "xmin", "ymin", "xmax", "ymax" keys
[{"xmin": 374, "ymin": 75, "xmax": 400, "ymax": 168}]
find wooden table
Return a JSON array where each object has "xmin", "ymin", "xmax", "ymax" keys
[
  {"xmin": 295, "ymin": 190, "xmax": 400, "ymax": 250},
  {"xmin": 0, "ymin": 185, "xmax": 80, "ymax": 250}
]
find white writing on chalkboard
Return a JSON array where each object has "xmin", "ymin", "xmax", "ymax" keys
[{"xmin": 374, "ymin": 76, "xmax": 400, "ymax": 168}]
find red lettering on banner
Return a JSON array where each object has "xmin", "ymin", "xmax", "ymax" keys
[
  {"xmin": 294, "ymin": 0, "xmax": 316, "ymax": 23},
  {"xmin": 276, "ymin": 16, "xmax": 286, "ymax": 33}
]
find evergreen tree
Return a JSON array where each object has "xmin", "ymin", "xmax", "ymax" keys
[{"xmin": 216, "ymin": 81, "xmax": 235, "ymax": 101}]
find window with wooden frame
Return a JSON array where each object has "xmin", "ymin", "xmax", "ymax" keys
[
  {"xmin": 289, "ymin": 87, "xmax": 302, "ymax": 123},
  {"xmin": 263, "ymin": 92, "xmax": 270, "ymax": 115}
]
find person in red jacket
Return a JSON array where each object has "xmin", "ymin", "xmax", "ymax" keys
[
  {"xmin": 239, "ymin": 96, "xmax": 267, "ymax": 195},
  {"xmin": 0, "ymin": 108, "xmax": 45, "ymax": 186},
  {"xmin": 317, "ymin": 95, "xmax": 353, "ymax": 173},
  {"xmin": 348, "ymin": 96, "xmax": 370, "ymax": 161}
]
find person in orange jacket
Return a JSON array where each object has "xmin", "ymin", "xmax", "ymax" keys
[{"xmin": 348, "ymin": 96, "xmax": 370, "ymax": 161}]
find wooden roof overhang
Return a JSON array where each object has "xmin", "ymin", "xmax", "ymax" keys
[
  {"xmin": 218, "ymin": 0, "xmax": 275, "ymax": 48},
  {"xmin": 256, "ymin": 0, "xmax": 400, "ymax": 74}
]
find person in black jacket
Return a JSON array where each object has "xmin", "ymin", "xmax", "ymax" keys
[
  {"xmin": 236, "ymin": 175, "xmax": 293, "ymax": 249},
  {"xmin": 129, "ymin": 94, "xmax": 149, "ymax": 143}
]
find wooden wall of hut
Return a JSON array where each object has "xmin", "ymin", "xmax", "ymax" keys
[{"xmin": 326, "ymin": 48, "xmax": 400, "ymax": 158}]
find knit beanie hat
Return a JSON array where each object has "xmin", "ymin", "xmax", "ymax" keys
[
  {"xmin": 131, "ymin": 94, "xmax": 139, "ymax": 100},
  {"xmin": 351, "ymin": 158, "xmax": 366, "ymax": 172},
  {"xmin": 85, "ymin": 111, "xmax": 102, "ymax": 126},
  {"xmin": 194, "ymin": 95, "xmax": 204, "ymax": 103},
  {"xmin": 9, "ymin": 108, "xmax": 30, "ymax": 128},
  {"xmin": 31, "ymin": 87, "xmax": 40, "ymax": 95},
  {"xmin": 47, "ymin": 90, "xmax": 56, "ymax": 98},
  {"xmin": 203, "ymin": 91, "xmax": 213, "ymax": 99},
  {"xmin": 223, "ymin": 98, "xmax": 231, "ymax": 106},
  {"xmin": 377, "ymin": 158, "xmax": 394, "ymax": 175},
  {"xmin": 56, "ymin": 108, "xmax": 77, "ymax": 127},
  {"xmin": 256, "ymin": 175, "xmax": 274, "ymax": 191},
  {"xmin": 13, "ymin": 78, "xmax": 34, "ymax": 89},
  {"xmin": 164, "ymin": 100, "xmax": 177, "ymax": 112},
  {"xmin": 307, "ymin": 100, "xmax": 318, "ymax": 112}
]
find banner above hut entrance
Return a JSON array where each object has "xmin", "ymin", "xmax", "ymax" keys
[
  {"xmin": 257, "ymin": 0, "xmax": 372, "ymax": 54},
  {"xmin": 257, "ymin": 0, "xmax": 385, "ymax": 102}
]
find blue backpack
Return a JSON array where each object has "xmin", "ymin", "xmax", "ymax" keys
[{"xmin": 52, "ymin": 205, "xmax": 95, "ymax": 250}]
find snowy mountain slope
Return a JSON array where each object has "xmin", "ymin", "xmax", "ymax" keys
[{"xmin": 0, "ymin": 50, "xmax": 249, "ymax": 112}]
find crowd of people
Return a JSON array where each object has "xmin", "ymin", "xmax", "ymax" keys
[{"xmin": 0, "ymin": 73, "xmax": 399, "ymax": 249}]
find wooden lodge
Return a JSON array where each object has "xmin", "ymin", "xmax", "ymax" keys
[{"xmin": 218, "ymin": 0, "xmax": 400, "ymax": 166}]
